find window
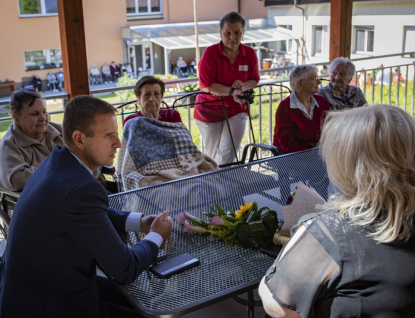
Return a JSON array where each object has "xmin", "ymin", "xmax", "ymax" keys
[
  {"xmin": 18, "ymin": 0, "xmax": 58, "ymax": 16},
  {"xmin": 277, "ymin": 25, "xmax": 293, "ymax": 53},
  {"xmin": 24, "ymin": 49, "xmax": 62, "ymax": 71},
  {"xmin": 313, "ymin": 26, "xmax": 323, "ymax": 55},
  {"xmin": 355, "ymin": 26, "xmax": 374, "ymax": 53},
  {"xmin": 126, "ymin": 0, "xmax": 162, "ymax": 19},
  {"xmin": 403, "ymin": 26, "xmax": 415, "ymax": 57}
]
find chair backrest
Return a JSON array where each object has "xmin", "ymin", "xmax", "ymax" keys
[
  {"xmin": 0, "ymin": 188, "xmax": 20, "ymax": 241},
  {"xmin": 117, "ymin": 100, "xmax": 169, "ymax": 125}
]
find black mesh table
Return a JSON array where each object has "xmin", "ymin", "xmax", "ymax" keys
[{"xmin": 108, "ymin": 148, "xmax": 333, "ymax": 318}]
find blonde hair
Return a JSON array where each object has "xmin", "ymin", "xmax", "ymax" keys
[{"xmin": 319, "ymin": 105, "xmax": 415, "ymax": 243}]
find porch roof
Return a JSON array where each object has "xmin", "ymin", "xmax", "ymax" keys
[{"xmin": 128, "ymin": 19, "xmax": 295, "ymax": 50}]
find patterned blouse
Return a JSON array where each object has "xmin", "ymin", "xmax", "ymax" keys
[
  {"xmin": 319, "ymin": 83, "xmax": 368, "ymax": 111},
  {"xmin": 261, "ymin": 209, "xmax": 415, "ymax": 317}
]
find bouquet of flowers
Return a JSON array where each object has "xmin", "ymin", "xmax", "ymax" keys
[{"xmin": 176, "ymin": 202, "xmax": 282, "ymax": 249}]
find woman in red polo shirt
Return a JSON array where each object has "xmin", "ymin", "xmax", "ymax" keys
[
  {"xmin": 273, "ymin": 65, "xmax": 330, "ymax": 154},
  {"xmin": 123, "ymin": 76, "xmax": 182, "ymax": 127},
  {"xmin": 194, "ymin": 12, "xmax": 260, "ymax": 166}
]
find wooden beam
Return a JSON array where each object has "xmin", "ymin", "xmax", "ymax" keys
[
  {"xmin": 329, "ymin": 0, "xmax": 353, "ymax": 60},
  {"xmin": 57, "ymin": 0, "xmax": 89, "ymax": 99}
]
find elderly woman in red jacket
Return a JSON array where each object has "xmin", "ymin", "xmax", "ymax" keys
[{"xmin": 273, "ymin": 65, "xmax": 330, "ymax": 154}]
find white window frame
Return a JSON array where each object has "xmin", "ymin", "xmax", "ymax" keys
[
  {"xmin": 18, "ymin": 0, "xmax": 58, "ymax": 17},
  {"xmin": 354, "ymin": 26, "xmax": 374, "ymax": 53},
  {"xmin": 312, "ymin": 25, "xmax": 327, "ymax": 56},
  {"xmin": 126, "ymin": 0, "xmax": 163, "ymax": 20},
  {"xmin": 24, "ymin": 48, "xmax": 62, "ymax": 71},
  {"xmin": 277, "ymin": 25, "xmax": 293, "ymax": 53},
  {"xmin": 403, "ymin": 26, "xmax": 415, "ymax": 57}
]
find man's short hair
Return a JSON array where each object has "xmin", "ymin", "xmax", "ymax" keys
[
  {"xmin": 63, "ymin": 95, "xmax": 117, "ymax": 145},
  {"xmin": 220, "ymin": 12, "xmax": 246, "ymax": 31},
  {"xmin": 133, "ymin": 76, "xmax": 165, "ymax": 98}
]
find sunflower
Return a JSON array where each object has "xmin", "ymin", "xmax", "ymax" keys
[{"xmin": 235, "ymin": 202, "xmax": 253, "ymax": 220}]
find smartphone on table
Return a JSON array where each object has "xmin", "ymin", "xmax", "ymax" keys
[{"xmin": 149, "ymin": 253, "xmax": 200, "ymax": 278}]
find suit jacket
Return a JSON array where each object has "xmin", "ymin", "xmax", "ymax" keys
[{"xmin": 0, "ymin": 146, "xmax": 158, "ymax": 318}]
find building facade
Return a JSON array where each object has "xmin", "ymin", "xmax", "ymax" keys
[
  {"xmin": 265, "ymin": 0, "xmax": 415, "ymax": 70},
  {"xmin": 0, "ymin": 0, "xmax": 267, "ymax": 88}
]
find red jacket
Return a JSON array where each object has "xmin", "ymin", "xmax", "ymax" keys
[{"xmin": 273, "ymin": 94, "xmax": 330, "ymax": 154}]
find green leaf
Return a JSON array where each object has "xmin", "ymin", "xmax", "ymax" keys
[
  {"xmin": 203, "ymin": 212, "xmax": 217, "ymax": 218},
  {"xmin": 246, "ymin": 209, "xmax": 261, "ymax": 223},
  {"xmin": 191, "ymin": 219, "xmax": 210, "ymax": 230},
  {"xmin": 223, "ymin": 215, "xmax": 236, "ymax": 222},
  {"xmin": 257, "ymin": 207, "xmax": 270, "ymax": 215},
  {"xmin": 216, "ymin": 204, "xmax": 226, "ymax": 216},
  {"xmin": 261, "ymin": 210, "xmax": 279, "ymax": 234},
  {"xmin": 248, "ymin": 220, "xmax": 273, "ymax": 248},
  {"xmin": 228, "ymin": 206, "xmax": 236, "ymax": 217}
]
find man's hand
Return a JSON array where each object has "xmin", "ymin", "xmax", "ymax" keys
[
  {"xmin": 150, "ymin": 210, "xmax": 173, "ymax": 242},
  {"xmin": 140, "ymin": 215, "xmax": 157, "ymax": 233}
]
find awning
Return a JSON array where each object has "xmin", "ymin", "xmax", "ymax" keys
[{"xmin": 127, "ymin": 19, "xmax": 296, "ymax": 50}]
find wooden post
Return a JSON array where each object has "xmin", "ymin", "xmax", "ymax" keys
[
  {"xmin": 329, "ymin": 0, "xmax": 353, "ymax": 60},
  {"xmin": 57, "ymin": 0, "xmax": 89, "ymax": 99}
]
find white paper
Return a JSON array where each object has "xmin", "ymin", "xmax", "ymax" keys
[{"xmin": 279, "ymin": 181, "xmax": 326, "ymax": 236}]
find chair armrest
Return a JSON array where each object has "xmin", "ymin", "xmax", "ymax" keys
[
  {"xmin": 0, "ymin": 187, "xmax": 21, "ymax": 199},
  {"xmin": 101, "ymin": 166, "xmax": 116, "ymax": 175},
  {"xmin": 101, "ymin": 166, "xmax": 120, "ymax": 194},
  {"xmin": 241, "ymin": 143, "xmax": 285, "ymax": 163}
]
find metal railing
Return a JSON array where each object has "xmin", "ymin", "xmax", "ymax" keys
[{"xmin": 1, "ymin": 53, "xmax": 414, "ymax": 162}]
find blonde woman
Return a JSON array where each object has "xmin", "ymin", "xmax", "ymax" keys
[{"xmin": 259, "ymin": 105, "xmax": 415, "ymax": 317}]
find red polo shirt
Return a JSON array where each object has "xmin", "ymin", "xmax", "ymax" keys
[
  {"xmin": 194, "ymin": 42, "xmax": 260, "ymax": 123},
  {"xmin": 273, "ymin": 94, "xmax": 330, "ymax": 154},
  {"xmin": 122, "ymin": 109, "xmax": 182, "ymax": 127}
]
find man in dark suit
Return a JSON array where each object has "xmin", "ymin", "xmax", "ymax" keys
[{"xmin": 0, "ymin": 96, "xmax": 173, "ymax": 317}]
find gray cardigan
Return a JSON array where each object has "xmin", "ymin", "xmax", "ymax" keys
[{"xmin": 0, "ymin": 122, "xmax": 63, "ymax": 191}]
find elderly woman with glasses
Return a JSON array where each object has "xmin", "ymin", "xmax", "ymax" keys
[
  {"xmin": 0, "ymin": 89, "xmax": 63, "ymax": 191},
  {"xmin": 272, "ymin": 64, "xmax": 330, "ymax": 154},
  {"xmin": 319, "ymin": 57, "xmax": 368, "ymax": 110}
]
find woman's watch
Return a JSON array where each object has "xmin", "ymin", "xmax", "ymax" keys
[{"xmin": 229, "ymin": 88, "xmax": 235, "ymax": 96}]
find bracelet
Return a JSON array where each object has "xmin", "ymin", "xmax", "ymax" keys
[{"xmin": 229, "ymin": 88, "xmax": 235, "ymax": 96}]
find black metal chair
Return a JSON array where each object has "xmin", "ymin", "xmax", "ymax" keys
[
  {"xmin": 0, "ymin": 188, "xmax": 19, "ymax": 241},
  {"xmin": 116, "ymin": 100, "xmax": 170, "ymax": 125},
  {"xmin": 170, "ymin": 85, "xmax": 291, "ymax": 168}
]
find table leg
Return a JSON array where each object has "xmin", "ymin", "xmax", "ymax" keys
[{"xmin": 247, "ymin": 289, "xmax": 254, "ymax": 318}]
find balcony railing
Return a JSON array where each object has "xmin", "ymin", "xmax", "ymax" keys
[{"xmin": 1, "ymin": 53, "xmax": 414, "ymax": 162}]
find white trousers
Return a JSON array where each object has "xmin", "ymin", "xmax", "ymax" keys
[{"xmin": 195, "ymin": 112, "xmax": 248, "ymax": 166}]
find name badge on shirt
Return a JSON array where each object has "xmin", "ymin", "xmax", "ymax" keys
[{"xmin": 239, "ymin": 65, "xmax": 248, "ymax": 71}]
